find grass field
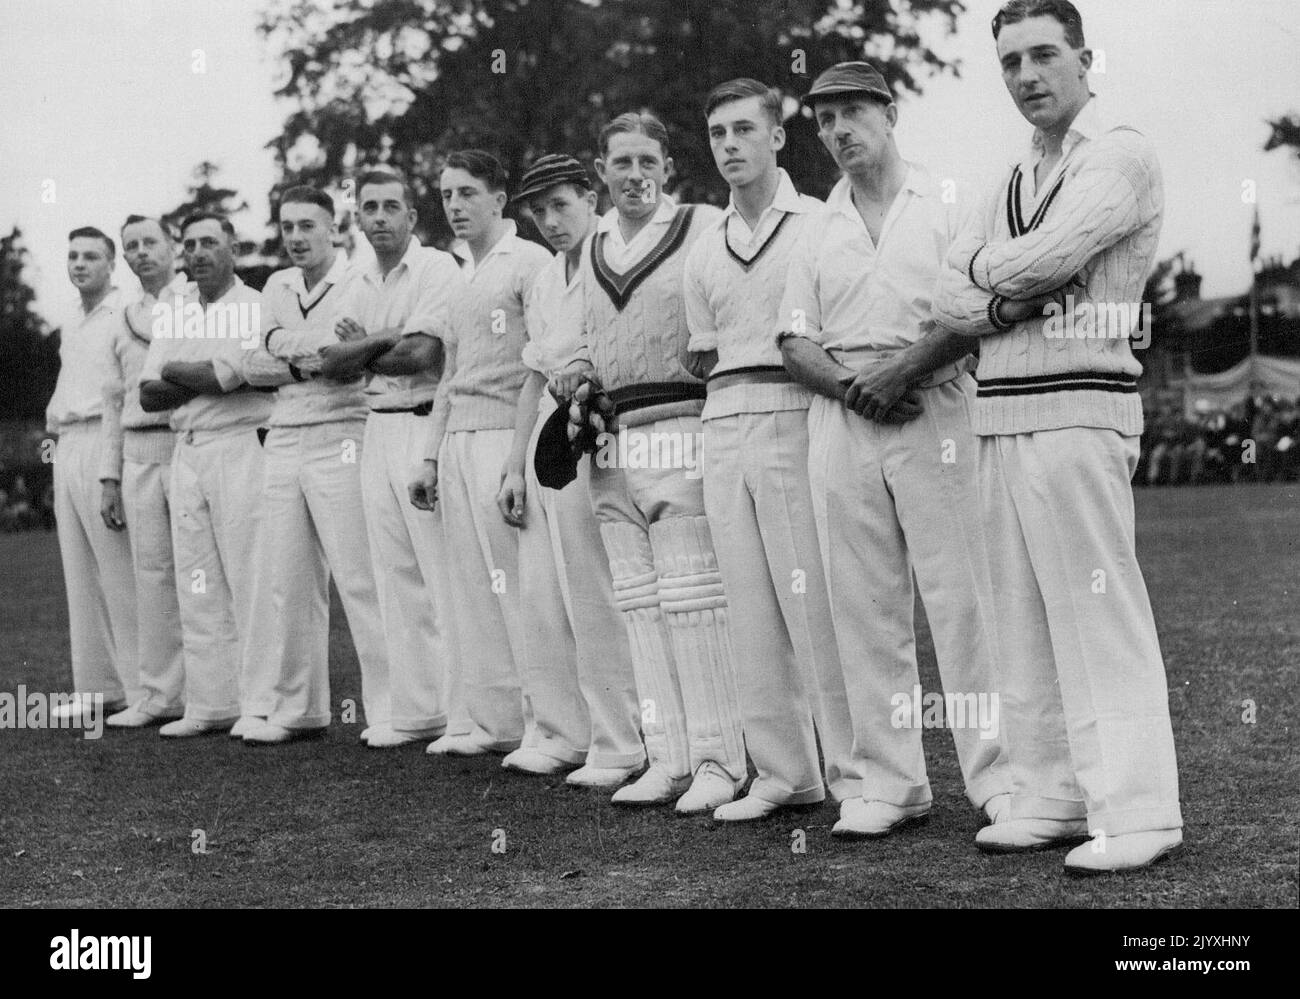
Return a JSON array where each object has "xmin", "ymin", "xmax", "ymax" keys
[{"xmin": 1, "ymin": 484, "xmax": 1296, "ymax": 908}]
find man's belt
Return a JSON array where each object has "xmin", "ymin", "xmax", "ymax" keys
[
  {"xmin": 607, "ymin": 381, "xmax": 706, "ymax": 416},
  {"xmin": 706, "ymin": 365, "xmax": 793, "ymax": 393},
  {"xmin": 372, "ymin": 401, "xmax": 434, "ymax": 416}
]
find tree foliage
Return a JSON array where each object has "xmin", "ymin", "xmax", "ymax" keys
[
  {"xmin": 0, "ymin": 227, "xmax": 59, "ymax": 421},
  {"xmin": 258, "ymin": 0, "xmax": 964, "ymax": 245}
]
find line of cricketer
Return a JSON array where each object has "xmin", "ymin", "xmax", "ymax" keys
[{"xmin": 41, "ymin": 0, "xmax": 1183, "ymax": 874}]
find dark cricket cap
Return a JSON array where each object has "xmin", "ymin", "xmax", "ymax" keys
[
  {"xmin": 512, "ymin": 154, "xmax": 592, "ymax": 205},
  {"xmin": 801, "ymin": 61, "xmax": 894, "ymax": 108}
]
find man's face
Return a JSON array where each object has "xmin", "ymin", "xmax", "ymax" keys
[
  {"xmin": 997, "ymin": 16, "xmax": 1091, "ymax": 133},
  {"xmin": 66, "ymin": 237, "xmax": 113, "ymax": 295},
  {"xmin": 814, "ymin": 95, "xmax": 896, "ymax": 175},
  {"xmin": 358, "ymin": 181, "xmax": 416, "ymax": 255},
  {"xmin": 121, "ymin": 219, "xmax": 174, "ymax": 286},
  {"xmin": 526, "ymin": 184, "xmax": 597, "ymax": 254},
  {"xmin": 181, "ymin": 219, "xmax": 235, "ymax": 289},
  {"xmin": 440, "ymin": 168, "xmax": 504, "ymax": 244},
  {"xmin": 707, "ymin": 95, "xmax": 784, "ymax": 189},
  {"xmin": 279, "ymin": 201, "xmax": 336, "ymax": 272},
  {"xmin": 596, "ymin": 131, "xmax": 672, "ymax": 221}
]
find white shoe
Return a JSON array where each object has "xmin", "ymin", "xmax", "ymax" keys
[
  {"xmin": 674, "ymin": 761, "xmax": 743, "ymax": 815},
  {"xmin": 1064, "ymin": 830, "xmax": 1182, "ymax": 874},
  {"xmin": 105, "ymin": 701, "xmax": 178, "ymax": 729},
  {"xmin": 502, "ymin": 748, "xmax": 572, "ymax": 775},
  {"xmin": 228, "ymin": 716, "xmax": 266, "ymax": 739},
  {"xmin": 159, "ymin": 716, "xmax": 237, "ymax": 739},
  {"xmin": 975, "ymin": 817, "xmax": 1089, "ymax": 853},
  {"xmin": 367, "ymin": 725, "xmax": 443, "ymax": 749},
  {"xmin": 713, "ymin": 794, "xmax": 788, "ymax": 823},
  {"xmin": 983, "ymin": 792, "xmax": 1012, "ymax": 825},
  {"xmin": 242, "ymin": 721, "xmax": 327, "ymax": 745},
  {"xmin": 51, "ymin": 696, "xmax": 125, "ymax": 723},
  {"xmin": 832, "ymin": 798, "xmax": 931, "ymax": 839},
  {"xmin": 426, "ymin": 732, "xmax": 493, "ymax": 756},
  {"xmin": 359, "ymin": 726, "xmax": 374, "ymax": 745},
  {"xmin": 610, "ymin": 764, "xmax": 691, "ymax": 807},
  {"xmin": 565, "ymin": 764, "xmax": 641, "ymax": 789}
]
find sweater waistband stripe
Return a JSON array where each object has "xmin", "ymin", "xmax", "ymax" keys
[
  {"xmin": 977, "ymin": 381, "xmax": 1138, "ymax": 398},
  {"xmin": 977, "ymin": 370, "xmax": 1138, "ymax": 389}
]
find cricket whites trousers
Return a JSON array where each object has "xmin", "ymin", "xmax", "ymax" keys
[
  {"xmin": 807, "ymin": 376, "xmax": 1008, "ymax": 810},
  {"xmin": 121, "ymin": 428, "xmax": 184, "ymax": 716},
  {"xmin": 517, "ymin": 399, "xmax": 644, "ymax": 769},
  {"xmin": 977, "ymin": 426, "xmax": 1183, "ymax": 836},
  {"xmin": 169, "ymin": 427, "xmax": 270, "ymax": 721},
  {"xmin": 52, "ymin": 419, "xmax": 139, "ymax": 704},
  {"xmin": 259, "ymin": 420, "xmax": 391, "ymax": 731},
  {"xmin": 703, "ymin": 402, "xmax": 861, "ymax": 805},
  {"xmin": 360, "ymin": 410, "xmax": 450, "ymax": 733}
]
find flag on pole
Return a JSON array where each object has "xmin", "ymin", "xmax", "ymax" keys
[{"xmin": 1249, "ymin": 204, "xmax": 1261, "ymax": 263}]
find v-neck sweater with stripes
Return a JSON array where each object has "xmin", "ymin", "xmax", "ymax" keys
[
  {"xmin": 577, "ymin": 201, "xmax": 723, "ymax": 428},
  {"xmin": 936, "ymin": 122, "xmax": 1161, "ymax": 437},
  {"xmin": 684, "ymin": 194, "xmax": 821, "ymax": 420}
]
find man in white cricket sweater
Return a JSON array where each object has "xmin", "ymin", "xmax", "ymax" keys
[
  {"xmin": 139, "ymin": 213, "xmax": 273, "ymax": 737},
  {"xmin": 931, "ymin": 0, "xmax": 1183, "ymax": 873},
  {"xmin": 494, "ymin": 154, "xmax": 645, "ymax": 785},
  {"xmin": 554, "ymin": 113, "xmax": 745, "ymax": 813},
  {"xmin": 47, "ymin": 226, "xmax": 138, "ymax": 722},
  {"xmin": 231, "ymin": 187, "xmax": 391, "ymax": 747},
  {"xmin": 317, "ymin": 171, "xmax": 462, "ymax": 749},
  {"xmin": 778, "ymin": 62, "xmax": 1011, "ymax": 838},
  {"xmin": 684, "ymin": 79, "xmax": 861, "ymax": 822},
  {"xmin": 100, "ymin": 216, "xmax": 191, "ymax": 727},
  {"xmin": 414, "ymin": 151, "xmax": 550, "ymax": 757}
]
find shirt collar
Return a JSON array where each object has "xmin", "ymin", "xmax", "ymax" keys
[
  {"xmin": 1030, "ymin": 94, "xmax": 1103, "ymax": 157},
  {"xmin": 290, "ymin": 249, "xmax": 350, "ymax": 296},
  {"xmin": 597, "ymin": 194, "xmax": 679, "ymax": 234},
  {"xmin": 724, "ymin": 169, "xmax": 806, "ymax": 221},
  {"xmin": 365, "ymin": 235, "xmax": 424, "ymax": 283},
  {"xmin": 451, "ymin": 218, "xmax": 519, "ymax": 269},
  {"xmin": 76, "ymin": 286, "xmax": 120, "ymax": 319},
  {"xmin": 826, "ymin": 162, "xmax": 931, "ymax": 219}
]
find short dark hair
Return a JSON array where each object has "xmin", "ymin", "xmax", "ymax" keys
[
  {"xmin": 279, "ymin": 185, "xmax": 336, "ymax": 217},
  {"xmin": 443, "ymin": 150, "xmax": 509, "ymax": 194},
  {"xmin": 356, "ymin": 170, "xmax": 417, "ymax": 209},
  {"xmin": 599, "ymin": 112, "xmax": 671, "ymax": 159},
  {"xmin": 120, "ymin": 214, "xmax": 173, "ymax": 240},
  {"xmin": 704, "ymin": 78, "xmax": 783, "ymax": 126},
  {"xmin": 992, "ymin": 0, "xmax": 1086, "ymax": 48},
  {"xmin": 180, "ymin": 212, "xmax": 237, "ymax": 241},
  {"xmin": 68, "ymin": 226, "xmax": 114, "ymax": 258}
]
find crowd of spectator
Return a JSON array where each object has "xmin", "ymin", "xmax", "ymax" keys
[
  {"xmin": 1138, "ymin": 395, "xmax": 1300, "ymax": 486},
  {"xmin": 0, "ymin": 470, "xmax": 54, "ymax": 532}
]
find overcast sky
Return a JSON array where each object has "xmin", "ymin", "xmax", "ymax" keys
[{"xmin": 2, "ymin": 0, "xmax": 1298, "ymax": 325}]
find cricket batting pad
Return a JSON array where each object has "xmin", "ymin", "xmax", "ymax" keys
[
  {"xmin": 650, "ymin": 515, "xmax": 747, "ymax": 781},
  {"xmin": 599, "ymin": 520, "xmax": 691, "ymax": 779}
]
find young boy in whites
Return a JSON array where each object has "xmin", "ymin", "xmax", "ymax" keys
[
  {"xmin": 226, "ymin": 186, "xmax": 392, "ymax": 747},
  {"xmin": 777, "ymin": 62, "xmax": 1011, "ymax": 837},
  {"xmin": 138, "ymin": 213, "xmax": 272, "ymax": 737},
  {"xmin": 932, "ymin": 0, "xmax": 1182, "ymax": 873},
  {"xmin": 493, "ymin": 153, "xmax": 645, "ymax": 785},
  {"xmin": 411, "ymin": 150, "xmax": 550, "ymax": 757},
  {"xmin": 683, "ymin": 79, "xmax": 861, "ymax": 822},
  {"xmin": 318, "ymin": 171, "xmax": 464, "ymax": 748},
  {"xmin": 552, "ymin": 113, "xmax": 744, "ymax": 813},
  {"xmin": 47, "ymin": 226, "xmax": 138, "ymax": 721},
  {"xmin": 100, "ymin": 216, "xmax": 191, "ymax": 727}
]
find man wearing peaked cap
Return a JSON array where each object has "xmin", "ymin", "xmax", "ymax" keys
[
  {"xmin": 777, "ymin": 60, "xmax": 1012, "ymax": 837},
  {"xmin": 491, "ymin": 153, "xmax": 645, "ymax": 786}
]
